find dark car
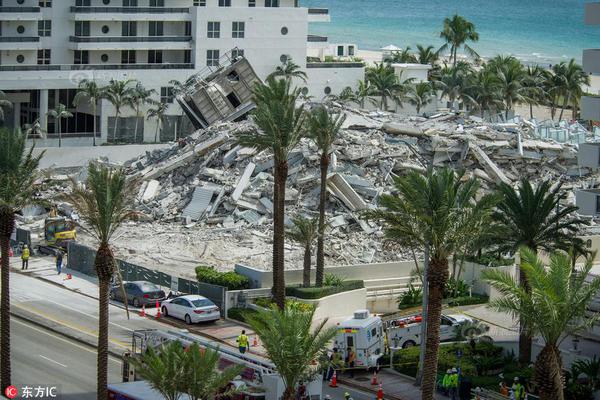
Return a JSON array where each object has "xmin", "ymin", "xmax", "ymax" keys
[{"xmin": 109, "ymin": 281, "xmax": 166, "ymax": 308}]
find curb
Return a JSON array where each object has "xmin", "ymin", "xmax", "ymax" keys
[{"xmin": 10, "ymin": 308, "xmax": 125, "ymax": 359}]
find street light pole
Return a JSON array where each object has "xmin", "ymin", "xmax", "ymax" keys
[{"xmin": 415, "ymin": 242, "xmax": 429, "ymax": 386}]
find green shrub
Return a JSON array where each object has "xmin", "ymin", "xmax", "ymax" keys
[
  {"xmin": 397, "ymin": 283, "xmax": 423, "ymax": 308},
  {"xmin": 447, "ymin": 295, "xmax": 489, "ymax": 307},
  {"xmin": 195, "ymin": 266, "xmax": 250, "ymax": 290},
  {"xmin": 444, "ymin": 278, "xmax": 470, "ymax": 298},
  {"xmin": 466, "ymin": 253, "xmax": 514, "ymax": 267},
  {"xmin": 323, "ymin": 274, "xmax": 345, "ymax": 287},
  {"xmin": 252, "ymin": 298, "xmax": 315, "ymax": 312},
  {"xmin": 227, "ymin": 307, "xmax": 257, "ymax": 323},
  {"xmin": 285, "ymin": 280, "xmax": 364, "ymax": 299}
]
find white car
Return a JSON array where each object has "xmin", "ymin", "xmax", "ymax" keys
[{"xmin": 161, "ymin": 295, "xmax": 220, "ymax": 324}]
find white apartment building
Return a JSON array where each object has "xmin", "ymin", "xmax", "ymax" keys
[
  {"xmin": 0, "ymin": 0, "xmax": 364, "ymax": 145},
  {"xmin": 582, "ymin": 2, "xmax": 600, "ymax": 122}
]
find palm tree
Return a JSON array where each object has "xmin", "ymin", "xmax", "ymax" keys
[
  {"xmin": 0, "ymin": 90, "xmax": 12, "ymax": 124},
  {"xmin": 0, "ymin": 128, "xmax": 44, "ymax": 394},
  {"xmin": 104, "ymin": 78, "xmax": 135, "ymax": 143},
  {"xmin": 487, "ymin": 55, "xmax": 526, "ymax": 120},
  {"xmin": 492, "ymin": 179, "xmax": 584, "ymax": 365},
  {"xmin": 366, "ymin": 63, "xmax": 414, "ymax": 110},
  {"xmin": 307, "ymin": 106, "xmax": 345, "ymax": 287},
  {"xmin": 73, "ymin": 79, "xmax": 104, "ymax": 146},
  {"xmin": 390, "ymin": 46, "xmax": 417, "ymax": 63},
  {"xmin": 354, "ymin": 80, "xmax": 373, "ymax": 109},
  {"xmin": 248, "ymin": 305, "xmax": 337, "ymax": 400},
  {"xmin": 521, "ymin": 65, "xmax": 549, "ymax": 120},
  {"xmin": 23, "ymin": 118, "xmax": 46, "ymax": 144},
  {"xmin": 287, "ymin": 215, "xmax": 319, "ymax": 287},
  {"xmin": 416, "ymin": 44, "xmax": 439, "ymax": 66},
  {"xmin": 326, "ymin": 86, "xmax": 355, "ymax": 105},
  {"xmin": 131, "ymin": 341, "xmax": 186, "ymax": 400},
  {"xmin": 407, "ymin": 82, "xmax": 435, "ymax": 115},
  {"xmin": 268, "ymin": 57, "xmax": 307, "ymax": 83},
  {"xmin": 484, "ymin": 248, "xmax": 600, "ymax": 400},
  {"xmin": 438, "ymin": 61, "xmax": 473, "ymax": 110},
  {"xmin": 439, "ymin": 14, "xmax": 480, "ymax": 67},
  {"xmin": 64, "ymin": 164, "xmax": 135, "ymax": 399},
  {"xmin": 464, "ymin": 68, "xmax": 503, "ymax": 119},
  {"xmin": 147, "ymin": 102, "xmax": 170, "ymax": 143},
  {"xmin": 48, "ymin": 103, "xmax": 73, "ymax": 148},
  {"xmin": 554, "ymin": 59, "xmax": 590, "ymax": 121},
  {"xmin": 237, "ymin": 77, "xmax": 307, "ymax": 309},
  {"xmin": 131, "ymin": 82, "xmax": 157, "ymax": 143},
  {"xmin": 364, "ymin": 168, "xmax": 496, "ymax": 400}
]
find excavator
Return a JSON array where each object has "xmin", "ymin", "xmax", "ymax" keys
[{"xmin": 37, "ymin": 216, "xmax": 77, "ymax": 255}]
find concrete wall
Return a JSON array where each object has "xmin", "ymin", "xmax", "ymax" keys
[
  {"xmin": 578, "ymin": 143, "xmax": 600, "ymax": 168},
  {"xmin": 305, "ymin": 65, "xmax": 364, "ymax": 100},
  {"xmin": 576, "ymin": 190, "xmax": 600, "ymax": 216},
  {"xmin": 295, "ymin": 288, "xmax": 367, "ymax": 327}
]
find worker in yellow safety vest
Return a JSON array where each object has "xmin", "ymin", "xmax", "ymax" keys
[
  {"xmin": 512, "ymin": 377, "xmax": 526, "ymax": 400},
  {"xmin": 447, "ymin": 368, "xmax": 459, "ymax": 400},
  {"xmin": 236, "ymin": 330, "xmax": 249, "ymax": 354},
  {"xmin": 21, "ymin": 245, "xmax": 30, "ymax": 270}
]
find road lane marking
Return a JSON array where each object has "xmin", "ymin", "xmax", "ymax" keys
[
  {"xmin": 39, "ymin": 355, "xmax": 67, "ymax": 368},
  {"xmin": 12, "ymin": 303, "xmax": 131, "ymax": 349},
  {"xmin": 12, "ymin": 318, "xmax": 122, "ymax": 365}
]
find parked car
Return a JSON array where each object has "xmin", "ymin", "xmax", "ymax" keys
[
  {"xmin": 161, "ymin": 294, "xmax": 220, "ymax": 324},
  {"xmin": 109, "ymin": 281, "xmax": 166, "ymax": 308}
]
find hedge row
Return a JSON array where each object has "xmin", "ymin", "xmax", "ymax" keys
[
  {"xmin": 398, "ymin": 294, "xmax": 488, "ymax": 310},
  {"xmin": 227, "ymin": 307, "xmax": 257, "ymax": 324},
  {"xmin": 195, "ymin": 266, "xmax": 250, "ymax": 290},
  {"xmin": 285, "ymin": 280, "xmax": 364, "ymax": 299}
]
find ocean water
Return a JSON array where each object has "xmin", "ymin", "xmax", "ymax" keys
[{"xmin": 300, "ymin": 0, "xmax": 599, "ymax": 64}]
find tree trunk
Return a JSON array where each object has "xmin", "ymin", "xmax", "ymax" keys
[
  {"xmin": 529, "ymin": 103, "xmax": 534, "ymax": 120},
  {"xmin": 134, "ymin": 108, "xmax": 139, "ymax": 144},
  {"xmin": 0, "ymin": 207, "xmax": 15, "ymax": 395},
  {"xmin": 282, "ymin": 386, "xmax": 295, "ymax": 400},
  {"xmin": 518, "ymin": 260, "xmax": 532, "ymax": 365},
  {"xmin": 272, "ymin": 160, "xmax": 288, "ymax": 310},
  {"xmin": 316, "ymin": 153, "xmax": 329, "ymax": 287},
  {"xmin": 154, "ymin": 119, "xmax": 159, "ymax": 143},
  {"xmin": 534, "ymin": 345, "xmax": 564, "ymax": 400},
  {"xmin": 113, "ymin": 110, "xmax": 119, "ymax": 143},
  {"xmin": 420, "ymin": 257, "xmax": 449, "ymax": 400},
  {"xmin": 94, "ymin": 244, "xmax": 115, "ymax": 400},
  {"xmin": 93, "ymin": 101, "xmax": 97, "ymax": 146},
  {"xmin": 559, "ymin": 95, "xmax": 569, "ymax": 122},
  {"xmin": 58, "ymin": 119, "xmax": 62, "ymax": 148},
  {"xmin": 302, "ymin": 245, "xmax": 311, "ymax": 288}
]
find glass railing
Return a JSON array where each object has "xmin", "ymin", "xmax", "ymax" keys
[
  {"xmin": 69, "ymin": 36, "xmax": 192, "ymax": 42},
  {"xmin": 70, "ymin": 6, "xmax": 189, "ymax": 13},
  {"xmin": 307, "ymin": 61, "xmax": 364, "ymax": 68},
  {"xmin": 0, "ymin": 6, "xmax": 40, "ymax": 12},
  {"xmin": 307, "ymin": 35, "xmax": 328, "ymax": 42},
  {"xmin": 0, "ymin": 63, "xmax": 194, "ymax": 71},
  {"xmin": 0, "ymin": 37, "xmax": 40, "ymax": 42},
  {"xmin": 307, "ymin": 8, "xmax": 329, "ymax": 14}
]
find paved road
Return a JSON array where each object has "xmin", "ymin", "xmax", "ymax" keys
[{"xmin": 11, "ymin": 317, "xmax": 121, "ymax": 400}]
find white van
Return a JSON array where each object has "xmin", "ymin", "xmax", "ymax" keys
[
  {"xmin": 387, "ymin": 314, "xmax": 479, "ymax": 348},
  {"xmin": 333, "ymin": 310, "xmax": 385, "ymax": 369}
]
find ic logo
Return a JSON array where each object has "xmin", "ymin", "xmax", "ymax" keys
[{"xmin": 5, "ymin": 385, "xmax": 18, "ymax": 399}]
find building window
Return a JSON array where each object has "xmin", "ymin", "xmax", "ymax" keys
[
  {"xmin": 37, "ymin": 49, "xmax": 51, "ymax": 65},
  {"xmin": 75, "ymin": 21, "xmax": 90, "ymax": 37},
  {"xmin": 281, "ymin": 26, "xmax": 288, "ymax": 35},
  {"xmin": 123, "ymin": 0, "xmax": 137, "ymax": 6},
  {"xmin": 16, "ymin": 25, "xmax": 25, "ymax": 34},
  {"xmin": 148, "ymin": 50, "xmax": 163, "ymax": 64},
  {"xmin": 301, "ymin": 87, "xmax": 309, "ymax": 95},
  {"xmin": 102, "ymin": 25, "xmax": 109, "ymax": 34},
  {"xmin": 184, "ymin": 21, "xmax": 191, "ymax": 36},
  {"xmin": 207, "ymin": 22, "xmax": 220, "ymax": 38},
  {"xmin": 103, "ymin": 0, "xmax": 110, "ymax": 4},
  {"xmin": 280, "ymin": 54, "xmax": 288, "ymax": 63},
  {"xmin": 149, "ymin": 21, "xmax": 163, "ymax": 36},
  {"xmin": 337, "ymin": 46, "xmax": 344, "ymax": 56},
  {"xmin": 122, "ymin": 21, "xmax": 137, "ymax": 37},
  {"xmin": 161, "ymin": 87, "xmax": 174, "ymax": 104},
  {"xmin": 324, "ymin": 86, "xmax": 332, "ymax": 95},
  {"xmin": 74, "ymin": 50, "xmax": 89, "ymax": 65},
  {"xmin": 231, "ymin": 48, "xmax": 244, "ymax": 59},
  {"xmin": 76, "ymin": 0, "xmax": 90, "ymax": 5},
  {"xmin": 265, "ymin": 0, "xmax": 279, "ymax": 7},
  {"xmin": 348, "ymin": 46, "xmax": 355, "ymax": 56},
  {"xmin": 232, "ymin": 22, "xmax": 245, "ymax": 38},
  {"xmin": 249, "ymin": 0, "xmax": 256, "ymax": 6},
  {"xmin": 38, "ymin": 20, "xmax": 51, "ymax": 37},
  {"xmin": 101, "ymin": 54, "xmax": 109, "ymax": 62},
  {"xmin": 121, "ymin": 50, "xmax": 136, "ymax": 64},
  {"xmin": 218, "ymin": 0, "xmax": 231, "ymax": 6},
  {"xmin": 206, "ymin": 50, "xmax": 219, "ymax": 67},
  {"xmin": 17, "ymin": 0, "xmax": 24, "ymax": 4},
  {"xmin": 39, "ymin": 0, "xmax": 51, "ymax": 7},
  {"xmin": 194, "ymin": 0, "xmax": 206, "ymax": 5},
  {"xmin": 183, "ymin": 50, "xmax": 191, "ymax": 64},
  {"xmin": 596, "ymin": 195, "xmax": 600, "ymax": 214},
  {"xmin": 16, "ymin": 54, "xmax": 25, "ymax": 63},
  {"xmin": 149, "ymin": 0, "xmax": 164, "ymax": 6}
]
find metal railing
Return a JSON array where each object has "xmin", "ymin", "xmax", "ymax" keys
[
  {"xmin": 0, "ymin": 6, "xmax": 40, "ymax": 12},
  {"xmin": 307, "ymin": 61, "xmax": 364, "ymax": 68},
  {"xmin": 69, "ymin": 35, "xmax": 192, "ymax": 42},
  {"xmin": 70, "ymin": 6, "xmax": 189, "ymax": 13},
  {"xmin": 0, "ymin": 37, "xmax": 40, "ymax": 42},
  {"xmin": 0, "ymin": 63, "xmax": 194, "ymax": 71},
  {"xmin": 307, "ymin": 8, "xmax": 328, "ymax": 14}
]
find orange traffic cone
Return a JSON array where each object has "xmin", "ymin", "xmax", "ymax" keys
[
  {"xmin": 377, "ymin": 383, "xmax": 383, "ymax": 400},
  {"xmin": 329, "ymin": 371, "xmax": 338, "ymax": 388},
  {"xmin": 155, "ymin": 300, "xmax": 161, "ymax": 319},
  {"xmin": 371, "ymin": 371, "xmax": 378, "ymax": 385},
  {"xmin": 66, "ymin": 273, "xmax": 72, "ymax": 280},
  {"xmin": 139, "ymin": 304, "xmax": 146, "ymax": 317},
  {"xmin": 252, "ymin": 336, "xmax": 259, "ymax": 347}
]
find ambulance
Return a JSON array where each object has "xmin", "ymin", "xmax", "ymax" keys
[{"xmin": 333, "ymin": 310, "xmax": 385, "ymax": 370}]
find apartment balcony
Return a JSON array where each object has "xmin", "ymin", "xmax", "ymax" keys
[
  {"xmin": 581, "ymin": 96, "xmax": 600, "ymax": 121},
  {"xmin": 0, "ymin": 6, "xmax": 41, "ymax": 20},
  {"xmin": 583, "ymin": 49, "xmax": 600, "ymax": 74},
  {"xmin": 0, "ymin": 63, "xmax": 194, "ymax": 72},
  {"xmin": 307, "ymin": 8, "xmax": 330, "ymax": 23},
  {"xmin": 585, "ymin": 3, "xmax": 600, "ymax": 25},
  {"xmin": 68, "ymin": 36, "xmax": 193, "ymax": 51},
  {"xmin": 70, "ymin": 6, "xmax": 190, "ymax": 22},
  {"xmin": 307, "ymin": 61, "xmax": 364, "ymax": 69},
  {"xmin": 0, "ymin": 36, "xmax": 41, "ymax": 50}
]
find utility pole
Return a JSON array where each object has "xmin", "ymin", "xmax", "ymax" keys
[{"xmin": 415, "ymin": 242, "xmax": 429, "ymax": 386}]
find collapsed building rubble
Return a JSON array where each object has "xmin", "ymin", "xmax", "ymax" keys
[{"xmin": 23, "ymin": 106, "xmax": 597, "ymax": 278}]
